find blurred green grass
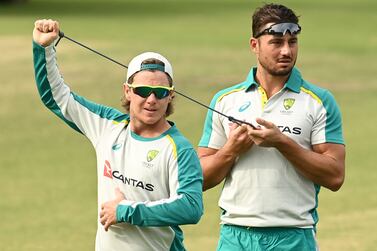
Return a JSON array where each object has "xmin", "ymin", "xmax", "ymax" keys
[{"xmin": 0, "ymin": 0, "xmax": 376, "ymax": 250}]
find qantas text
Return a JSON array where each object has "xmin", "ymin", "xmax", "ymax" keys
[
  {"xmin": 112, "ymin": 171, "xmax": 154, "ymax": 191},
  {"xmin": 277, "ymin": 126, "xmax": 302, "ymax": 135}
]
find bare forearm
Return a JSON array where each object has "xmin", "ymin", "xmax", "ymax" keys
[
  {"xmin": 199, "ymin": 124, "xmax": 255, "ymax": 191},
  {"xmin": 276, "ymin": 135, "xmax": 345, "ymax": 191},
  {"xmin": 200, "ymin": 149, "xmax": 238, "ymax": 191}
]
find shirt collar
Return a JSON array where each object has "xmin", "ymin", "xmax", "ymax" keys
[{"xmin": 245, "ymin": 67, "xmax": 303, "ymax": 93}]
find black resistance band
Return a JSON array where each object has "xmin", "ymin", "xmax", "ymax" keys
[{"xmin": 55, "ymin": 31, "xmax": 257, "ymax": 128}]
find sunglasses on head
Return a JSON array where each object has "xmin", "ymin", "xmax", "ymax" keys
[
  {"xmin": 255, "ymin": 22, "xmax": 301, "ymax": 38},
  {"xmin": 127, "ymin": 83, "xmax": 174, "ymax": 99}
]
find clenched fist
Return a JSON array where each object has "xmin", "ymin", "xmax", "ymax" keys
[{"xmin": 33, "ymin": 19, "xmax": 60, "ymax": 47}]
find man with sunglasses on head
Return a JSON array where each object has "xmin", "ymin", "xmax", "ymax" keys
[
  {"xmin": 198, "ymin": 3, "xmax": 345, "ymax": 250},
  {"xmin": 32, "ymin": 19, "xmax": 203, "ymax": 251}
]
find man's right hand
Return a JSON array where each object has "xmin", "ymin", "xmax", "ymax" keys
[
  {"xmin": 224, "ymin": 123, "xmax": 254, "ymax": 156},
  {"xmin": 33, "ymin": 19, "xmax": 60, "ymax": 47}
]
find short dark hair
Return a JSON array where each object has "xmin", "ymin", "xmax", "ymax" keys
[
  {"xmin": 121, "ymin": 58, "xmax": 174, "ymax": 117},
  {"xmin": 252, "ymin": 3, "xmax": 299, "ymax": 37}
]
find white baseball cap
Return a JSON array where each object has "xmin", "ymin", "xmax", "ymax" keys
[{"xmin": 126, "ymin": 52, "xmax": 173, "ymax": 83}]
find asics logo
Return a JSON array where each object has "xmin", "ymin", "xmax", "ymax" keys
[
  {"xmin": 239, "ymin": 101, "xmax": 251, "ymax": 112},
  {"xmin": 112, "ymin": 144, "xmax": 122, "ymax": 150}
]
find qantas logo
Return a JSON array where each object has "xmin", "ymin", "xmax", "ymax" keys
[
  {"xmin": 103, "ymin": 160, "xmax": 113, "ymax": 179},
  {"xmin": 113, "ymin": 171, "xmax": 154, "ymax": 191},
  {"xmin": 277, "ymin": 125, "xmax": 302, "ymax": 135},
  {"xmin": 103, "ymin": 160, "xmax": 154, "ymax": 191}
]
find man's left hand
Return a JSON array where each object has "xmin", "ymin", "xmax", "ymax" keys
[
  {"xmin": 247, "ymin": 118, "xmax": 285, "ymax": 147},
  {"xmin": 99, "ymin": 188, "xmax": 126, "ymax": 231}
]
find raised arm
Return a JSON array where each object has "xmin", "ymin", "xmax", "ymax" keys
[
  {"xmin": 32, "ymin": 19, "xmax": 127, "ymax": 145},
  {"xmin": 33, "ymin": 19, "xmax": 60, "ymax": 47}
]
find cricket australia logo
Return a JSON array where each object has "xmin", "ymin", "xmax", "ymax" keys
[
  {"xmin": 143, "ymin": 150, "xmax": 159, "ymax": 168},
  {"xmin": 147, "ymin": 150, "xmax": 159, "ymax": 162},
  {"xmin": 283, "ymin": 98, "xmax": 295, "ymax": 110}
]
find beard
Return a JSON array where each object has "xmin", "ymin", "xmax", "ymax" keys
[{"xmin": 259, "ymin": 57, "xmax": 296, "ymax": 77}]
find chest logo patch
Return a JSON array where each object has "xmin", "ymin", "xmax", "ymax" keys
[
  {"xmin": 239, "ymin": 101, "xmax": 251, "ymax": 112},
  {"xmin": 283, "ymin": 98, "xmax": 295, "ymax": 110},
  {"xmin": 147, "ymin": 150, "xmax": 159, "ymax": 162}
]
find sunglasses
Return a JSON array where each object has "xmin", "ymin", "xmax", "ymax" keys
[
  {"xmin": 255, "ymin": 22, "xmax": 301, "ymax": 38},
  {"xmin": 127, "ymin": 83, "xmax": 174, "ymax": 99}
]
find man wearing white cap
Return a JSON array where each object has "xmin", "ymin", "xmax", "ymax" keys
[{"xmin": 32, "ymin": 19, "xmax": 203, "ymax": 251}]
